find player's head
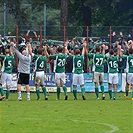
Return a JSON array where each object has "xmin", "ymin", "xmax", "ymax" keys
[
  {"xmin": 37, "ymin": 49, "xmax": 43, "ymax": 55},
  {"xmin": 5, "ymin": 48, "xmax": 10, "ymax": 56},
  {"xmin": 19, "ymin": 46, "xmax": 27, "ymax": 55},
  {"xmin": 109, "ymin": 49, "xmax": 114, "ymax": 55},
  {"xmin": 74, "ymin": 48, "xmax": 81, "ymax": 55},
  {"xmin": 95, "ymin": 46, "xmax": 101, "ymax": 53},
  {"xmin": 22, "ymin": 49, "xmax": 28, "ymax": 55},
  {"xmin": 57, "ymin": 46, "xmax": 63, "ymax": 53},
  {"xmin": 5, "ymin": 48, "xmax": 10, "ymax": 54},
  {"xmin": 128, "ymin": 48, "xmax": 133, "ymax": 55}
]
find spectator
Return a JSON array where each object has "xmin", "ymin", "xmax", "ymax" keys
[{"xmin": 118, "ymin": 49, "xmax": 126, "ymax": 73}]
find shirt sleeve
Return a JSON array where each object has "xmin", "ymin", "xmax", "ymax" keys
[
  {"xmin": 50, "ymin": 55, "xmax": 56, "ymax": 60},
  {"xmin": 122, "ymin": 55, "xmax": 127, "ymax": 60},
  {"xmin": 88, "ymin": 53, "xmax": 94, "ymax": 59},
  {"xmin": 13, "ymin": 46, "xmax": 31, "ymax": 61},
  {"xmin": 0, "ymin": 55, "xmax": 5, "ymax": 59},
  {"xmin": 33, "ymin": 54, "xmax": 38, "ymax": 60}
]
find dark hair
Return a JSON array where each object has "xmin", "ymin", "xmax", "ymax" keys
[
  {"xmin": 19, "ymin": 46, "xmax": 26, "ymax": 53},
  {"xmin": 128, "ymin": 48, "xmax": 133, "ymax": 54},
  {"xmin": 74, "ymin": 49, "xmax": 81, "ymax": 55},
  {"xmin": 57, "ymin": 46, "xmax": 63, "ymax": 53},
  {"xmin": 37, "ymin": 49, "xmax": 42, "ymax": 55},
  {"xmin": 109, "ymin": 49, "xmax": 114, "ymax": 55},
  {"xmin": 95, "ymin": 46, "xmax": 101, "ymax": 52}
]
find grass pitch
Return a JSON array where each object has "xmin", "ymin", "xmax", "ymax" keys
[{"xmin": 0, "ymin": 92, "xmax": 133, "ymax": 133}]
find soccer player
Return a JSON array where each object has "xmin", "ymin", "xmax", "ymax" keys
[
  {"xmin": 120, "ymin": 48, "xmax": 133, "ymax": 100},
  {"xmin": 106, "ymin": 46, "xmax": 121, "ymax": 100},
  {"xmin": 11, "ymin": 42, "xmax": 31, "ymax": 101},
  {"xmin": 28, "ymin": 44, "xmax": 48, "ymax": 100},
  {"xmin": 87, "ymin": 45, "xmax": 106, "ymax": 100},
  {"xmin": 44, "ymin": 45, "xmax": 68, "ymax": 100},
  {"xmin": 70, "ymin": 42, "xmax": 86, "ymax": 100},
  {"xmin": 0, "ymin": 48, "xmax": 14, "ymax": 101}
]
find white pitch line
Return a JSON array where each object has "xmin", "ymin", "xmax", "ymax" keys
[{"xmin": 73, "ymin": 120, "xmax": 119, "ymax": 133}]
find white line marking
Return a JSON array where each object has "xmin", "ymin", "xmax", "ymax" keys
[{"xmin": 73, "ymin": 120, "xmax": 119, "ymax": 133}]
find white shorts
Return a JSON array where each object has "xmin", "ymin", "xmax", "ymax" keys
[
  {"xmin": 1, "ymin": 72, "xmax": 12, "ymax": 86},
  {"xmin": 54, "ymin": 73, "xmax": 66, "ymax": 85},
  {"xmin": 93, "ymin": 72, "xmax": 104, "ymax": 83},
  {"xmin": 35, "ymin": 71, "xmax": 45, "ymax": 85},
  {"xmin": 108, "ymin": 73, "xmax": 118, "ymax": 84},
  {"xmin": 73, "ymin": 73, "xmax": 84, "ymax": 86},
  {"xmin": 0, "ymin": 72, "xmax": 2, "ymax": 84},
  {"xmin": 126, "ymin": 73, "xmax": 133, "ymax": 85}
]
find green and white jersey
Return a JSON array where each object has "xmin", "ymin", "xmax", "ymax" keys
[
  {"xmin": 88, "ymin": 53, "xmax": 105, "ymax": 72},
  {"xmin": 50, "ymin": 54, "xmax": 67, "ymax": 73},
  {"xmin": 0, "ymin": 54, "xmax": 14, "ymax": 74},
  {"xmin": 33, "ymin": 54, "xmax": 46, "ymax": 72},
  {"xmin": 107, "ymin": 56, "xmax": 119, "ymax": 73},
  {"xmin": 71, "ymin": 54, "xmax": 84, "ymax": 74},
  {"xmin": 122, "ymin": 55, "xmax": 133, "ymax": 73}
]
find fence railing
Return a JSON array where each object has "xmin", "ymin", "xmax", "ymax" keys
[{"xmin": 0, "ymin": 25, "xmax": 132, "ymax": 43}]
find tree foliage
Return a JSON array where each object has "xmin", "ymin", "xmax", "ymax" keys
[{"xmin": 0, "ymin": 0, "xmax": 133, "ymax": 33}]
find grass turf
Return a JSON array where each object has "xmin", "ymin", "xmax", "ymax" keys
[{"xmin": 0, "ymin": 92, "xmax": 133, "ymax": 133}]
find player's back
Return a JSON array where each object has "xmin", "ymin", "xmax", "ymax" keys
[
  {"xmin": 3, "ymin": 55, "xmax": 14, "ymax": 74},
  {"xmin": 54, "ymin": 54, "xmax": 67, "ymax": 73},
  {"xmin": 108, "ymin": 56, "xmax": 118, "ymax": 73},
  {"xmin": 93, "ymin": 54, "xmax": 105, "ymax": 72},
  {"xmin": 72, "ymin": 55, "xmax": 84, "ymax": 74},
  {"xmin": 35, "ymin": 56, "xmax": 46, "ymax": 72}
]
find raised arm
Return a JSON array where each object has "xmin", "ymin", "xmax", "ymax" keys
[
  {"xmin": 117, "ymin": 45, "xmax": 122, "ymax": 57},
  {"xmin": 27, "ymin": 43, "xmax": 33, "ymax": 56},
  {"xmin": 11, "ymin": 42, "xmax": 30, "ymax": 61},
  {"xmin": 64, "ymin": 42, "xmax": 70, "ymax": 55},
  {"xmin": 101, "ymin": 44, "xmax": 105, "ymax": 54},
  {"xmin": 10, "ymin": 42, "xmax": 15, "ymax": 55},
  {"xmin": 43, "ymin": 45, "xmax": 50, "ymax": 58},
  {"xmin": 82, "ymin": 41, "xmax": 87, "ymax": 55}
]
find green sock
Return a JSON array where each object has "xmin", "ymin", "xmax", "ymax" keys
[
  {"xmin": 125, "ymin": 88, "xmax": 129, "ymax": 96},
  {"xmin": 42, "ymin": 86, "xmax": 47, "ymax": 97},
  {"xmin": 57, "ymin": 87, "xmax": 60, "ymax": 100},
  {"xmin": 63, "ymin": 86, "xmax": 67, "ymax": 96},
  {"xmin": 73, "ymin": 88, "xmax": 77, "ymax": 99},
  {"xmin": 108, "ymin": 89, "xmax": 112, "ymax": 99},
  {"xmin": 100, "ymin": 85, "xmax": 104, "ymax": 95},
  {"xmin": 95, "ymin": 87, "xmax": 99, "ymax": 98},
  {"xmin": 131, "ymin": 91, "xmax": 133, "ymax": 98},
  {"xmin": 81, "ymin": 87, "xmax": 85, "ymax": 96},
  {"xmin": 6, "ymin": 89, "xmax": 10, "ymax": 99},
  {"xmin": 0, "ymin": 86, "xmax": 4, "ymax": 96},
  {"xmin": 36, "ymin": 88, "xmax": 40, "ymax": 99},
  {"xmin": 114, "ymin": 90, "xmax": 117, "ymax": 98}
]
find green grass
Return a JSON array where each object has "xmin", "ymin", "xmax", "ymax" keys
[{"xmin": 0, "ymin": 92, "xmax": 133, "ymax": 133}]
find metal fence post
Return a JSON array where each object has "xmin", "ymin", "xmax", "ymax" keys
[
  {"xmin": 86, "ymin": 26, "xmax": 89, "ymax": 73},
  {"xmin": 63, "ymin": 26, "xmax": 66, "ymax": 43},
  {"xmin": 15, "ymin": 25, "xmax": 18, "ymax": 71},
  {"xmin": 40, "ymin": 26, "xmax": 42, "ymax": 49},
  {"xmin": 109, "ymin": 26, "xmax": 112, "ymax": 49},
  {"xmin": 132, "ymin": 26, "xmax": 133, "ymax": 41}
]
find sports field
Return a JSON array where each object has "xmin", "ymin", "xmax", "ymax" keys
[{"xmin": 0, "ymin": 92, "xmax": 133, "ymax": 133}]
